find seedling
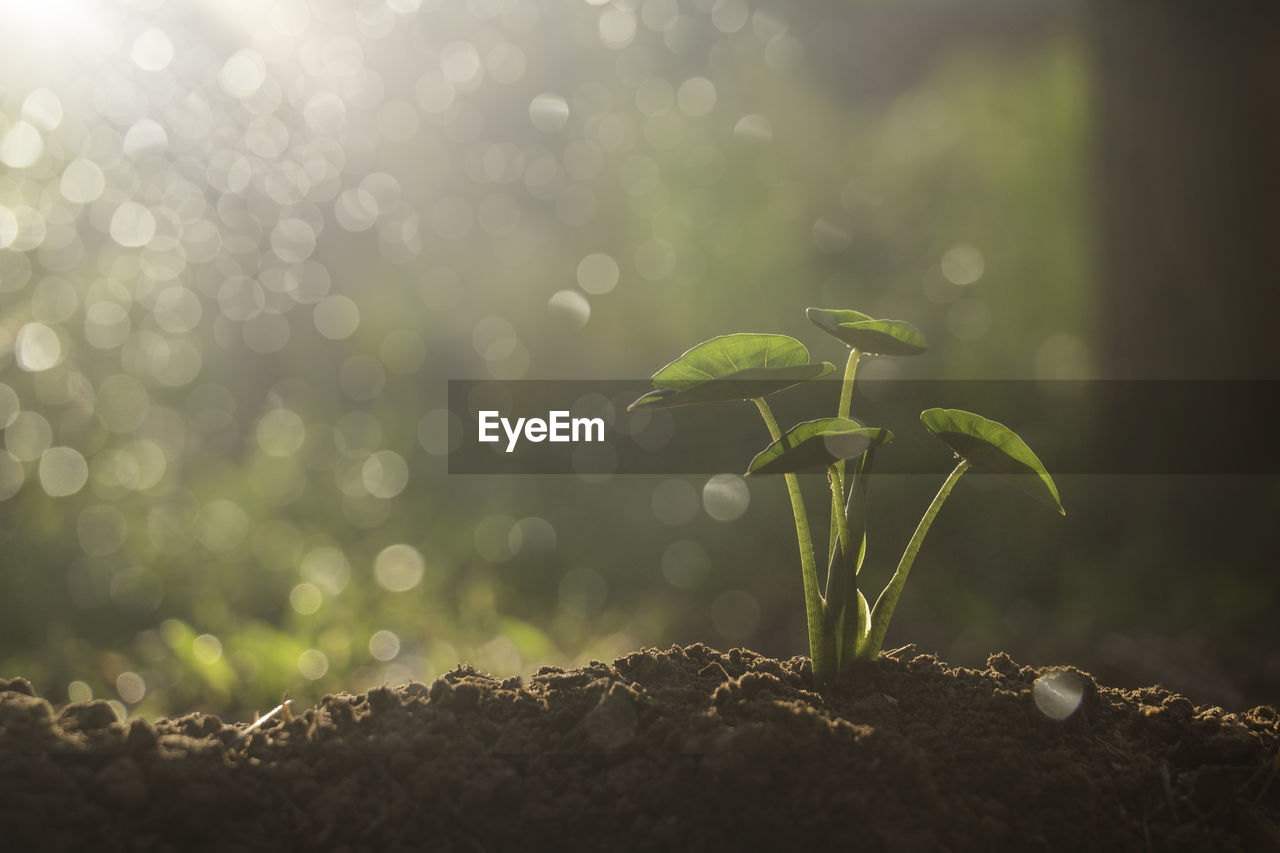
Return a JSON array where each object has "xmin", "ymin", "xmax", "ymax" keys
[{"xmin": 630, "ymin": 311, "xmax": 1064, "ymax": 692}]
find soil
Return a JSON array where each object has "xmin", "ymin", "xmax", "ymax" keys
[{"xmin": 2, "ymin": 645, "xmax": 1278, "ymax": 852}]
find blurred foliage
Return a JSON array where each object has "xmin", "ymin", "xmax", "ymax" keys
[{"xmin": 2, "ymin": 1, "xmax": 1266, "ymax": 719}]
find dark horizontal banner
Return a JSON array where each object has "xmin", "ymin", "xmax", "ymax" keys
[{"xmin": 447, "ymin": 380, "xmax": 1280, "ymax": 476}]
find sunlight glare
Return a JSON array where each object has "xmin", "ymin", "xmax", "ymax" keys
[{"xmin": 0, "ymin": 0, "xmax": 114, "ymax": 73}]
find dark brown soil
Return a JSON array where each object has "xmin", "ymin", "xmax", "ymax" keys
[{"xmin": 2, "ymin": 645, "xmax": 1278, "ymax": 852}]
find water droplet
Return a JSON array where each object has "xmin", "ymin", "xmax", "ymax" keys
[
  {"xmin": 677, "ymin": 77, "xmax": 717, "ymax": 117},
  {"xmin": 0, "ymin": 122, "xmax": 43, "ymax": 168},
  {"xmin": 440, "ymin": 41, "xmax": 481, "ymax": 84},
  {"xmin": 472, "ymin": 316, "xmax": 517, "ymax": 361},
  {"xmin": 598, "ymin": 7, "xmax": 637, "ymax": 48},
  {"xmin": 22, "ymin": 88, "xmax": 62, "ymax": 130},
  {"xmin": 131, "ymin": 27, "xmax": 174, "ymax": 71},
  {"xmin": 733, "ymin": 114, "xmax": 773, "ymax": 144},
  {"xmin": 547, "ymin": 290, "xmax": 590, "ymax": 328},
  {"xmin": 374, "ymin": 544, "xmax": 425, "ymax": 592},
  {"xmin": 703, "ymin": 474, "xmax": 750, "ymax": 521},
  {"xmin": 576, "ymin": 252, "xmax": 620, "ymax": 294},
  {"xmin": 0, "ymin": 385, "xmax": 18, "ymax": 429},
  {"xmin": 192, "ymin": 634, "xmax": 223, "ymax": 665},
  {"xmin": 362, "ymin": 450, "xmax": 408, "ymax": 498},
  {"xmin": 941, "ymin": 245, "xmax": 985, "ymax": 285},
  {"xmin": 335, "ymin": 189, "xmax": 379, "ymax": 232},
  {"xmin": 711, "ymin": 0, "xmax": 750, "ymax": 34},
  {"xmin": 529, "ymin": 93, "xmax": 570, "ymax": 132},
  {"xmin": 297, "ymin": 649, "xmax": 329, "ymax": 680},
  {"xmin": 270, "ymin": 218, "xmax": 317, "ymax": 263},
  {"xmin": 313, "ymin": 295, "xmax": 360, "ymax": 340},
  {"xmin": 369, "ymin": 630, "xmax": 400, "ymax": 662},
  {"xmin": 116, "ymin": 672, "xmax": 146, "ymax": 705},
  {"xmin": 1033, "ymin": 671, "xmax": 1085, "ymax": 720},
  {"xmin": 509, "ymin": 516, "xmax": 556, "ymax": 555},
  {"xmin": 109, "ymin": 202, "xmax": 156, "ymax": 248},
  {"xmin": 220, "ymin": 49, "xmax": 267, "ymax": 99},
  {"xmin": 14, "ymin": 322, "xmax": 61, "ymax": 372},
  {"xmin": 0, "ymin": 451, "xmax": 25, "ymax": 500},
  {"xmin": 417, "ymin": 409, "xmax": 462, "ymax": 457},
  {"xmin": 39, "ymin": 446, "xmax": 89, "ymax": 497},
  {"xmin": 290, "ymin": 582, "xmax": 323, "ymax": 615},
  {"xmin": 0, "ymin": 206, "xmax": 17, "ymax": 250},
  {"xmin": 256, "ymin": 409, "xmax": 306, "ymax": 457},
  {"xmin": 300, "ymin": 546, "xmax": 351, "ymax": 595}
]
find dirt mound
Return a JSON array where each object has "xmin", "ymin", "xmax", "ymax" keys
[{"xmin": 2, "ymin": 645, "xmax": 1277, "ymax": 851}]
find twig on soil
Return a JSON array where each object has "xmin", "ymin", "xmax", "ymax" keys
[
  {"xmin": 883, "ymin": 644, "xmax": 918, "ymax": 660},
  {"xmin": 238, "ymin": 697, "xmax": 294, "ymax": 741}
]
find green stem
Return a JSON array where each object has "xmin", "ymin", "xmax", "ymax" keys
[
  {"xmin": 822, "ymin": 468, "xmax": 856, "ymax": 668},
  {"xmin": 753, "ymin": 397, "xmax": 829, "ymax": 688},
  {"xmin": 842, "ymin": 589, "xmax": 872, "ymax": 664},
  {"xmin": 837, "ymin": 348, "xmax": 861, "ymax": 422},
  {"xmin": 823, "ymin": 453, "xmax": 866, "ymax": 603},
  {"xmin": 839, "ymin": 449, "xmax": 878, "ymax": 662},
  {"xmin": 827, "ymin": 348, "xmax": 862, "ymax": 568},
  {"xmin": 862, "ymin": 459, "xmax": 971, "ymax": 659}
]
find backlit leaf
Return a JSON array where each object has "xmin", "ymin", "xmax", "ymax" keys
[
  {"xmin": 920, "ymin": 408, "xmax": 1065, "ymax": 515},
  {"xmin": 628, "ymin": 333, "xmax": 834, "ymax": 410},
  {"xmin": 746, "ymin": 418, "xmax": 893, "ymax": 476},
  {"xmin": 807, "ymin": 307, "xmax": 928, "ymax": 356}
]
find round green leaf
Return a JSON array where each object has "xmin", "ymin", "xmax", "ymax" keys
[
  {"xmin": 746, "ymin": 418, "xmax": 893, "ymax": 476},
  {"xmin": 920, "ymin": 408, "xmax": 1065, "ymax": 515},
  {"xmin": 806, "ymin": 307, "xmax": 928, "ymax": 356},
  {"xmin": 628, "ymin": 333, "xmax": 834, "ymax": 410}
]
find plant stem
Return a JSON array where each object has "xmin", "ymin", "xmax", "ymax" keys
[
  {"xmin": 837, "ymin": 348, "xmax": 861, "ymax": 422},
  {"xmin": 822, "ymin": 468, "xmax": 856, "ymax": 669},
  {"xmin": 827, "ymin": 348, "xmax": 862, "ymax": 570},
  {"xmin": 842, "ymin": 589, "xmax": 872, "ymax": 664},
  {"xmin": 838, "ymin": 449, "xmax": 878, "ymax": 662},
  {"xmin": 862, "ymin": 458, "xmax": 971, "ymax": 659},
  {"xmin": 753, "ymin": 396, "xmax": 829, "ymax": 688}
]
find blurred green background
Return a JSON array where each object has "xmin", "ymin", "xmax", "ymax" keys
[{"xmin": 1, "ymin": 0, "xmax": 1276, "ymax": 719}]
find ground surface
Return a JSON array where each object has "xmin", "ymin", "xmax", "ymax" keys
[{"xmin": 2, "ymin": 645, "xmax": 1278, "ymax": 851}]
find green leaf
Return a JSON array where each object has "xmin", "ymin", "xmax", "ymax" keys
[
  {"xmin": 806, "ymin": 307, "xmax": 928, "ymax": 356},
  {"xmin": 920, "ymin": 408, "xmax": 1065, "ymax": 515},
  {"xmin": 746, "ymin": 418, "xmax": 893, "ymax": 476},
  {"xmin": 628, "ymin": 333, "xmax": 834, "ymax": 410}
]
